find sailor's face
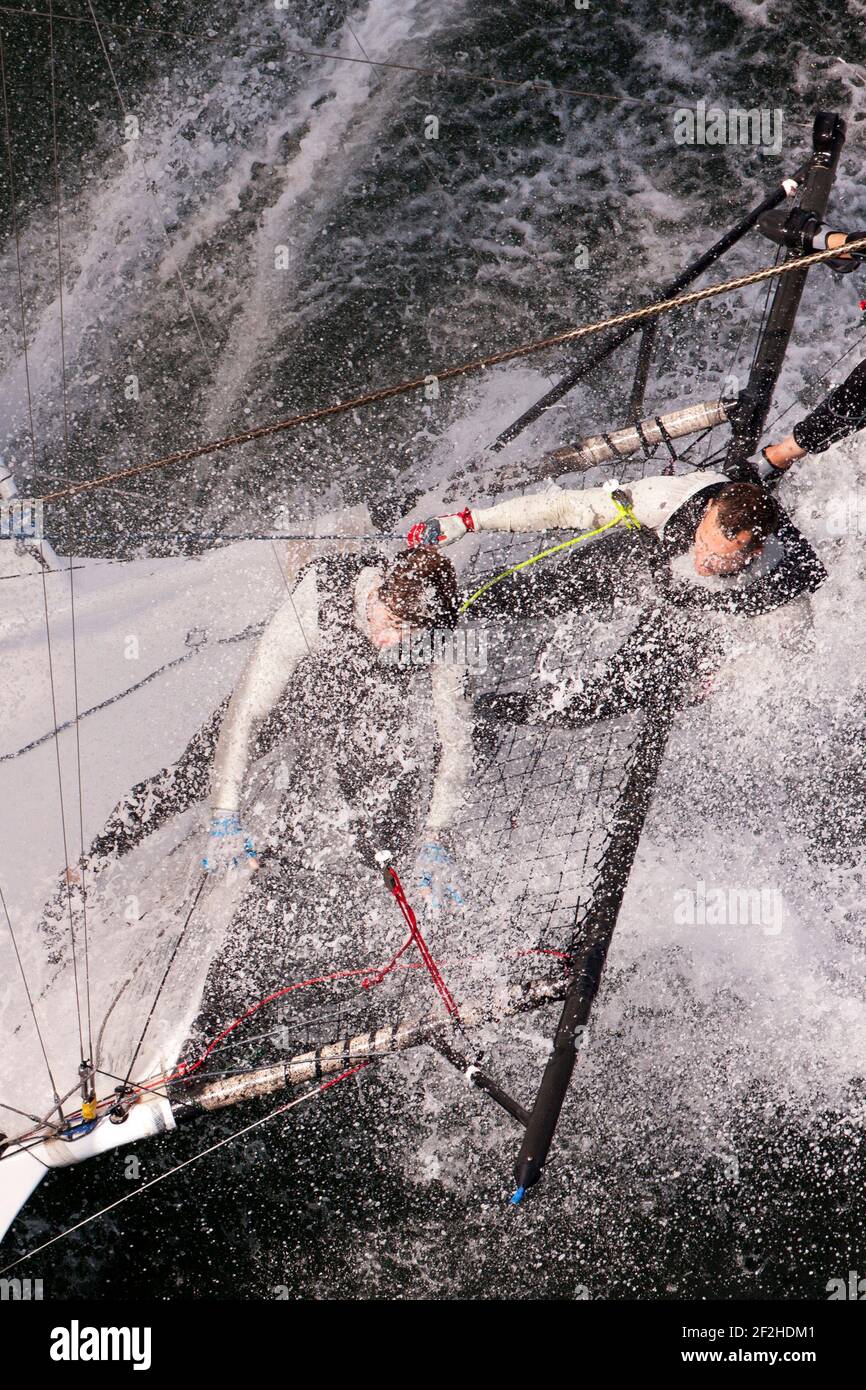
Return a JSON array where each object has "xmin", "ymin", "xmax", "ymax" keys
[
  {"xmin": 693, "ymin": 506, "xmax": 760, "ymax": 577},
  {"xmin": 365, "ymin": 587, "xmax": 403, "ymax": 649}
]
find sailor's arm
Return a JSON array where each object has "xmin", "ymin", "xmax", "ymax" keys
[
  {"xmin": 426, "ymin": 656, "xmax": 473, "ymax": 835},
  {"xmin": 408, "ymin": 475, "xmax": 726, "ymax": 547},
  {"xmin": 413, "ymin": 654, "xmax": 473, "ymax": 907},
  {"xmin": 408, "ymin": 485, "xmax": 634, "ymax": 547},
  {"xmin": 210, "ymin": 566, "xmax": 319, "ymax": 815},
  {"xmin": 760, "ymin": 357, "xmax": 866, "ymax": 482},
  {"xmin": 472, "ymin": 485, "xmax": 626, "ymax": 535}
]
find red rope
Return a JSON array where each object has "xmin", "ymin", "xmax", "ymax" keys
[
  {"xmin": 361, "ymin": 933, "xmax": 415, "ymax": 989},
  {"xmin": 160, "ymin": 942, "xmax": 563, "ymax": 1091},
  {"xmin": 166, "ymin": 959, "xmax": 418, "ymax": 1085},
  {"xmin": 318, "ymin": 1062, "xmax": 369, "ymax": 1093},
  {"xmin": 166, "ymin": 938, "xmax": 562, "ymax": 1086},
  {"xmin": 378, "ymin": 867, "xmax": 461, "ymax": 1020}
]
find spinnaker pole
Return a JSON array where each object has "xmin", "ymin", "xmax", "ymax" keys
[
  {"xmin": 488, "ymin": 173, "xmax": 805, "ymax": 453},
  {"xmin": 168, "ymin": 974, "xmax": 564, "ymax": 1120},
  {"xmin": 541, "ymin": 397, "xmax": 737, "ymax": 475}
]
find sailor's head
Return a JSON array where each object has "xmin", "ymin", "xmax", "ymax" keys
[
  {"xmin": 366, "ymin": 546, "xmax": 459, "ymax": 648},
  {"xmin": 693, "ymin": 482, "xmax": 779, "ymax": 577}
]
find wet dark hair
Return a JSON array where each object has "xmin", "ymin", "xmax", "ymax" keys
[
  {"xmin": 712, "ymin": 482, "xmax": 779, "ymax": 548},
  {"xmin": 378, "ymin": 546, "xmax": 459, "ymax": 629}
]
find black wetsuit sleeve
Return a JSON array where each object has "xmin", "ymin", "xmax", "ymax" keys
[{"xmin": 792, "ymin": 357, "xmax": 866, "ymax": 454}]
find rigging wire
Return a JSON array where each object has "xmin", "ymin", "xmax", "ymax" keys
[
  {"xmin": 0, "ymin": 4, "xmax": 830, "ymax": 133},
  {"xmin": 762, "ymin": 326, "xmax": 866, "ymax": 440},
  {"xmin": 0, "ymin": 877, "xmax": 64, "ymax": 1117},
  {"xmin": 81, "ymin": 531, "xmax": 320, "ymax": 1110},
  {"xmin": 697, "ymin": 246, "xmax": 782, "ymax": 467},
  {"xmin": 0, "ymin": 561, "xmax": 89, "ymax": 581},
  {"xmin": 47, "ymin": 0, "xmax": 93, "ymax": 1066},
  {"xmin": 0, "ymin": 20, "xmax": 85, "ymax": 1078},
  {"xmin": 0, "ymin": 1076, "xmax": 80, "ymax": 1140},
  {"xmin": 120, "ymin": 875, "xmax": 207, "ymax": 1090},
  {"xmin": 93, "ymin": 1067, "xmax": 171, "ymax": 1104},
  {"xmin": 0, "ymin": 1096, "xmax": 56, "ymax": 1125},
  {"xmin": 0, "ymin": 3, "xmax": 201, "ymax": 40},
  {"xmin": 34, "ymin": 232, "xmax": 866, "ymax": 508}
]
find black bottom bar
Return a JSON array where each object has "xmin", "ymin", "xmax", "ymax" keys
[{"xmin": 432, "ymin": 1036, "xmax": 529, "ymax": 1128}]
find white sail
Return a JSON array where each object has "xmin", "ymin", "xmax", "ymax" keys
[{"xmin": 0, "ymin": 509, "xmax": 379, "ymax": 1238}]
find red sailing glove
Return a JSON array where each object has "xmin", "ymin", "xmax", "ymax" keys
[{"xmin": 407, "ymin": 508, "xmax": 476, "ymax": 548}]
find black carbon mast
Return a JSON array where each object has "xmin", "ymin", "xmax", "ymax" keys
[{"xmin": 725, "ymin": 112, "xmax": 846, "ymax": 475}]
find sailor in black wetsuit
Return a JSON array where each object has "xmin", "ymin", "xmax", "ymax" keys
[
  {"xmin": 206, "ymin": 546, "xmax": 471, "ymax": 881},
  {"xmin": 758, "ymin": 358, "xmax": 866, "ymax": 480},
  {"xmin": 410, "ymin": 471, "xmax": 820, "ymax": 727}
]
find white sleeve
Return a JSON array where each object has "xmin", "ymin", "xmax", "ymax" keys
[
  {"xmin": 472, "ymin": 473, "xmax": 731, "ymax": 537},
  {"xmin": 472, "ymin": 483, "xmax": 625, "ymax": 535},
  {"xmin": 426, "ymin": 658, "xmax": 473, "ymax": 832},
  {"xmin": 210, "ymin": 567, "xmax": 320, "ymax": 814}
]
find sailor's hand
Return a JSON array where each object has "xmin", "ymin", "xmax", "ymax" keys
[
  {"xmin": 414, "ymin": 838, "xmax": 464, "ymax": 913},
  {"xmin": 407, "ymin": 508, "xmax": 476, "ymax": 548},
  {"xmin": 755, "ymin": 448, "xmax": 790, "ymax": 486},
  {"xmin": 203, "ymin": 810, "xmax": 258, "ymax": 874}
]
